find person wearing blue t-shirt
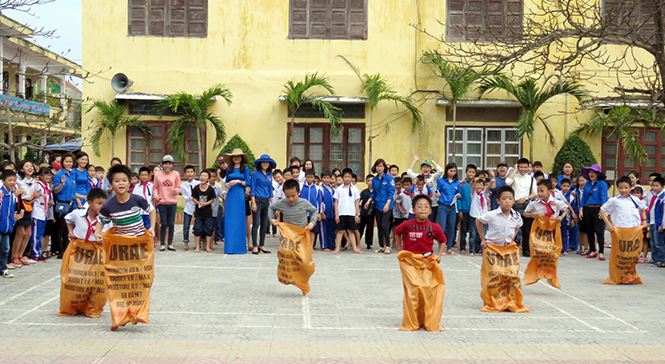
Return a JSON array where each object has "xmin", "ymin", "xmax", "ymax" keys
[{"xmin": 364, "ymin": 159, "xmax": 395, "ymax": 254}]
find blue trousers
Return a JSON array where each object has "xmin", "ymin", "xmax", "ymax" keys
[
  {"xmin": 215, "ymin": 212, "xmax": 224, "ymax": 242},
  {"xmin": 569, "ymin": 224, "xmax": 579, "ymax": 250},
  {"xmin": 183, "ymin": 212, "xmax": 193, "ymax": 243},
  {"xmin": 320, "ymin": 218, "xmax": 336, "ymax": 250},
  {"xmin": 437, "ymin": 204, "xmax": 457, "ymax": 251},
  {"xmin": 31, "ymin": 219, "xmax": 46, "ymax": 259},
  {"xmin": 561, "ymin": 223, "xmax": 572, "ymax": 253},
  {"xmin": 0, "ymin": 233, "xmax": 9, "ymax": 271},
  {"xmin": 650, "ymin": 224, "xmax": 665, "ymax": 265}
]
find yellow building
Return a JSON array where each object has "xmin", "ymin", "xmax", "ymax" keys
[{"xmin": 81, "ymin": 1, "xmax": 650, "ymax": 183}]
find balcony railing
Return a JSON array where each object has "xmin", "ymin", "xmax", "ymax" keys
[{"xmin": 0, "ymin": 92, "xmax": 50, "ymax": 116}]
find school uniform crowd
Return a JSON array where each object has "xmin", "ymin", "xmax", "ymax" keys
[{"xmin": 3, "ymin": 147, "xmax": 665, "ymax": 279}]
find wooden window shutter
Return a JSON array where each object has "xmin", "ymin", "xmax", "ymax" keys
[
  {"xmin": 348, "ymin": 0, "xmax": 367, "ymax": 40},
  {"xmin": 447, "ymin": 0, "xmax": 467, "ymax": 41},
  {"xmin": 290, "ymin": 0, "xmax": 309, "ymax": 38},
  {"xmin": 148, "ymin": 0, "xmax": 167, "ymax": 36},
  {"xmin": 331, "ymin": 0, "xmax": 348, "ymax": 39},
  {"xmin": 309, "ymin": 0, "xmax": 328, "ymax": 39},
  {"xmin": 128, "ymin": 0, "xmax": 148, "ymax": 36},
  {"xmin": 169, "ymin": 0, "xmax": 187, "ymax": 36},
  {"xmin": 187, "ymin": 0, "xmax": 208, "ymax": 37}
]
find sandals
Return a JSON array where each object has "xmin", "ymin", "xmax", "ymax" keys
[
  {"xmin": 384, "ymin": 247, "xmax": 392, "ymax": 254},
  {"xmin": 586, "ymin": 252, "xmax": 597, "ymax": 258},
  {"xmin": 598, "ymin": 254, "xmax": 605, "ymax": 261},
  {"xmin": 447, "ymin": 250, "xmax": 455, "ymax": 255},
  {"xmin": 259, "ymin": 247, "xmax": 271, "ymax": 254},
  {"xmin": 657, "ymin": 262, "xmax": 665, "ymax": 268},
  {"xmin": 183, "ymin": 242, "xmax": 189, "ymax": 251},
  {"xmin": 374, "ymin": 248, "xmax": 384, "ymax": 253}
]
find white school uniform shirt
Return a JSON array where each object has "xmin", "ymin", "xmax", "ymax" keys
[
  {"xmin": 505, "ymin": 173, "xmax": 537, "ymax": 201},
  {"xmin": 17, "ymin": 177, "xmax": 40, "ymax": 205},
  {"xmin": 525, "ymin": 196, "xmax": 568, "ymax": 217},
  {"xmin": 601, "ymin": 195, "xmax": 646, "ymax": 228},
  {"xmin": 64, "ymin": 209, "xmax": 111, "ymax": 241},
  {"xmin": 393, "ymin": 188, "xmax": 404, "ymax": 219},
  {"xmin": 180, "ymin": 179, "xmax": 201, "ymax": 215},
  {"xmin": 477, "ymin": 208, "xmax": 523, "ymax": 246},
  {"xmin": 470, "ymin": 190, "xmax": 490, "ymax": 219},
  {"xmin": 334, "ymin": 184, "xmax": 360, "ymax": 216},
  {"xmin": 398, "ymin": 190, "xmax": 413, "ymax": 216},
  {"xmin": 648, "ymin": 190, "xmax": 664, "ymax": 224},
  {"xmin": 132, "ymin": 181, "xmax": 154, "ymax": 216},
  {"xmin": 274, "ymin": 183, "xmax": 285, "ymax": 201},
  {"xmin": 211, "ymin": 183, "xmax": 224, "ymax": 217},
  {"xmin": 551, "ymin": 189, "xmax": 566, "ymax": 202},
  {"xmin": 33, "ymin": 181, "xmax": 51, "ymax": 221}
]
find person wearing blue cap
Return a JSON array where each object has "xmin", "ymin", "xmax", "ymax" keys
[{"xmin": 250, "ymin": 154, "xmax": 276, "ymax": 254}]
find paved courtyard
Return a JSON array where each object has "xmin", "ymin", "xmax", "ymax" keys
[{"xmin": 1, "ymin": 228, "xmax": 665, "ymax": 363}]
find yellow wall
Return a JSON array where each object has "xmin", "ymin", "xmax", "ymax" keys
[{"xmin": 82, "ymin": 0, "xmax": 624, "ymax": 175}]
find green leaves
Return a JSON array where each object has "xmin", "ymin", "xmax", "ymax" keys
[
  {"xmin": 574, "ymin": 107, "xmax": 655, "ymax": 168},
  {"xmin": 421, "ymin": 51, "xmax": 486, "ymax": 102},
  {"xmin": 282, "ymin": 72, "xmax": 341, "ymax": 133},
  {"xmin": 158, "ymin": 84, "xmax": 233, "ymax": 164},
  {"xmin": 86, "ymin": 99, "xmax": 150, "ymax": 156}
]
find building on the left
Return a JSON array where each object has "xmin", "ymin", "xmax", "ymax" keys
[{"xmin": 0, "ymin": 14, "xmax": 83, "ymax": 160}]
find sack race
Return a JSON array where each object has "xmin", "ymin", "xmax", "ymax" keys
[
  {"xmin": 397, "ymin": 250, "xmax": 445, "ymax": 331},
  {"xmin": 276, "ymin": 222, "xmax": 316, "ymax": 295},
  {"xmin": 58, "ymin": 239, "xmax": 106, "ymax": 317},
  {"xmin": 602, "ymin": 226, "xmax": 643, "ymax": 285},
  {"xmin": 102, "ymin": 229, "xmax": 154, "ymax": 329},
  {"xmin": 524, "ymin": 216, "xmax": 563, "ymax": 289},
  {"xmin": 480, "ymin": 243, "xmax": 529, "ymax": 313}
]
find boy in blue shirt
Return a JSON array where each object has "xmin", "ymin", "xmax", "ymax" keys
[
  {"xmin": 1, "ymin": 170, "xmax": 24, "ymax": 277},
  {"xmin": 300, "ymin": 169, "xmax": 322, "ymax": 246},
  {"xmin": 457, "ymin": 164, "xmax": 475, "ymax": 254},
  {"xmin": 319, "ymin": 170, "xmax": 336, "ymax": 251}
]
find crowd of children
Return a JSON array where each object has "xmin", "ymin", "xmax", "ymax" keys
[{"xmin": 3, "ymin": 149, "xmax": 665, "ymax": 279}]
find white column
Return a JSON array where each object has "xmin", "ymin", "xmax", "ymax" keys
[
  {"xmin": 40, "ymin": 74, "xmax": 47, "ymax": 101},
  {"xmin": 20, "ymin": 133, "xmax": 27, "ymax": 158},
  {"xmin": 0, "ymin": 37, "xmax": 4, "ymax": 95},
  {"xmin": 17, "ymin": 64, "xmax": 25, "ymax": 98}
]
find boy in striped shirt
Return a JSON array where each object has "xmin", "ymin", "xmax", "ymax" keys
[{"xmin": 94, "ymin": 164, "xmax": 155, "ymax": 240}]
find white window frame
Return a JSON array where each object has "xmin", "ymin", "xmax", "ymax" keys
[
  {"xmin": 447, "ymin": 127, "xmax": 483, "ymax": 173},
  {"xmin": 446, "ymin": 127, "xmax": 522, "ymax": 171},
  {"xmin": 485, "ymin": 128, "xmax": 521, "ymax": 168}
]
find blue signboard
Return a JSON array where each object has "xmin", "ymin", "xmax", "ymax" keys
[{"xmin": 0, "ymin": 94, "xmax": 50, "ymax": 116}]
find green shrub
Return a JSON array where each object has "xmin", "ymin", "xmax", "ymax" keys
[
  {"xmin": 552, "ymin": 135, "xmax": 597, "ymax": 177},
  {"xmin": 214, "ymin": 134, "xmax": 256, "ymax": 172}
]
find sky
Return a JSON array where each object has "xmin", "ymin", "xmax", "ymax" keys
[{"xmin": 4, "ymin": 0, "xmax": 82, "ymax": 83}]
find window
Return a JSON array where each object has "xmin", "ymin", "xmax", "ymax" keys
[
  {"xmin": 128, "ymin": 122, "xmax": 205, "ymax": 174},
  {"xmin": 128, "ymin": 0, "xmax": 208, "ymax": 38},
  {"xmin": 604, "ymin": 0, "xmax": 655, "ymax": 41},
  {"xmin": 447, "ymin": 127, "xmax": 522, "ymax": 173},
  {"xmin": 289, "ymin": 123, "xmax": 365, "ymax": 178},
  {"xmin": 447, "ymin": 0, "xmax": 523, "ymax": 42},
  {"xmin": 289, "ymin": 0, "xmax": 367, "ymax": 40},
  {"xmin": 603, "ymin": 128, "xmax": 663, "ymax": 184},
  {"xmin": 123, "ymin": 99, "xmax": 176, "ymax": 116},
  {"xmin": 288, "ymin": 102, "xmax": 365, "ymax": 119}
]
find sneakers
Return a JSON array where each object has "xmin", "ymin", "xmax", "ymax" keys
[
  {"xmin": 159, "ymin": 245, "xmax": 166, "ymax": 251},
  {"xmin": 167, "ymin": 245, "xmax": 176, "ymax": 251},
  {"xmin": 1, "ymin": 270, "xmax": 14, "ymax": 278}
]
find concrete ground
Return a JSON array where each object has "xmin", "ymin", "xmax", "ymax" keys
[{"xmin": 1, "ymin": 227, "xmax": 664, "ymax": 363}]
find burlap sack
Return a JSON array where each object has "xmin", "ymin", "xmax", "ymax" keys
[
  {"xmin": 58, "ymin": 239, "xmax": 106, "ymax": 318},
  {"xmin": 276, "ymin": 222, "xmax": 316, "ymax": 295},
  {"xmin": 602, "ymin": 226, "xmax": 643, "ymax": 285},
  {"xmin": 524, "ymin": 216, "xmax": 562, "ymax": 289},
  {"xmin": 481, "ymin": 243, "xmax": 530, "ymax": 313},
  {"xmin": 397, "ymin": 250, "xmax": 445, "ymax": 331}
]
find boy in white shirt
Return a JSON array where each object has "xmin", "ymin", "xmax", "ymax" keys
[
  {"xmin": 32, "ymin": 167, "xmax": 53, "ymax": 261},
  {"xmin": 524, "ymin": 179, "xmax": 569, "ymax": 221},
  {"xmin": 179, "ymin": 165, "xmax": 200, "ymax": 251},
  {"xmin": 600, "ymin": 176, "xmax": 647, "ymax": 230},
  {"xmin": 132, "ymin": 167, "xmax": 154, "ymax": 232},
  {"xmin": 469, "ymin": 178, "xmax": 490, "ymax": 257},
  {"xmin": 334, "ymin": 169, "xmax": 362, "ymax": 254},
  {"xmin": 477, "ymin": 186, "xmax": 523, "ymax": 248},
  {"xmin": 65, "ymin": 189, "xmax": 109, "ymax": 242}
]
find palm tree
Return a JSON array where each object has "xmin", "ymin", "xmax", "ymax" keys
[
  {"xmin": 156, "ymin": 84, "xmax": 232, "ymax": 170},
  {"xmin": 282, "ymin": 73, "xmax": 342, "ymax": 160},
  {"xmin": 338, "ymin": 56, "xmax": 422, "ymax": 167},
  {"xmin": 422, "ymin": 51, "xmax": 486, "ymax": 158},
  {"xmin": 479, "ymin": 75, "xmax": 586, "ymax": 161},
  {"xmin": 574, "ymin": 107, "xmax": 660, "ymax": 185},
  {"xmin": 87, "ymin": 99, "xmax": 150, "ymax": 157}
]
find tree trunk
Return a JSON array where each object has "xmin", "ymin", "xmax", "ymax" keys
[
  {"xmin": 7, "ymin": 110, "xmax": 13, "ymax": 162},
  {"xmin": 196, "ymin": 127, "xmax": 203, "ymax": 173},
  {"xmin": 368, "ymin": 107, "xmax": 374, "ymax": 171},
  {"xmin": 287, "ymin": 114, "xmax": 295, "ymax": 164},
  {"xmin": 111, "ymin": 134, "xmax": 115, "ymax": 158},
  {"xmin": 613, "ymin": 149, "xmax": 619, "ymax": 197},
  {"xmin": 529, "ymin": 135, "xmax": 534, "ymax": 162},
  {"xmin": 451, "ymin": 101, "xmax": 457, "ymax": 160}
]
